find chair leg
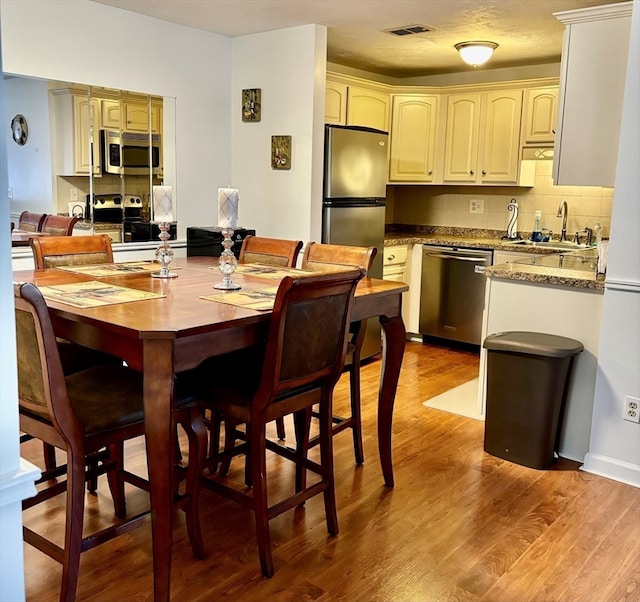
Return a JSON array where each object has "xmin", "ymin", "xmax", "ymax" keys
[
  {"xmin": 179, "ymin": 405, "xmax": 207, "ymax": 559},
  {"xmin": 275, "ymin": 417, "xmax": 286, "ymax": 440},
  {"xmin": 349, "ymin": 361, "xmax": 365, "ymax": 466},
  {"xmin": 43, "ymin": 442, "xmax": 57, "ymax": 471},
  {"xmin": 249, "ymin": 423, "xmax": 274, "ymax": 578},
  {"xmin": 60, "ymin": 450, "xmax": 87, "ymax": 602},
  {"xmin": 105, "ymin": 443, "xmax": 127, "ymax": 519},
  {"xmin": 206, "ymin": 410, "xmax": 222, "ymax": 473},
  {"xmin": 293, "ymin": 407, "xmax": 312, "ymax": 497},
  {"xmin": 318, "ymin": 391, "xmax": 338, "ymax": 536}
]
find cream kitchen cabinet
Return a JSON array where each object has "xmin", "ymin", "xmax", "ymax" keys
[
  {"xmin": 443, "ymin": 89, "xmax": 524, "ymax": 185},
  {"xmin": 325, "ymin": 77, "xmax": 390, "ymax": 131},
  {"xmin": 522, "ymin": 86, "xmax": 558, "ymax": 145},
  {"xmin": 383, "ymin": 244, "xmax": 413, "ymax": 332},
  {"xmin": 325, "ymin": 80, "xmax": 347, "ymax": 125},
  {"xmin": 101, "ymin": 99, "xmax": 121, "ymax": 130},
  {"xmin": 553, "ymin": 2, "xmax": 632, "ymax": 187},
  {"xmin": 50, "ymin": 90, "xmax": 101, "ymax": 176},
  {"xmin": 123, "ymin": 98, "xmax": 162, "ymax": 133},
  {"xmin": 389, "ymin": 95, "xmax": 440, "ymax": 182}
]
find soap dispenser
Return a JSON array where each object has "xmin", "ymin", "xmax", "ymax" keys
[{"xmin": 593, "ymin": 222, "xmax": 602, "ymax": 245}]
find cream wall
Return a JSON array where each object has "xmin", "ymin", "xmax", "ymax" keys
[{"xmin": 390, "ymin": 161, "xmax": 614, "ymax": 238}]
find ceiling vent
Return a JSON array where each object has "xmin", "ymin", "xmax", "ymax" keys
[{"xmin": 385, "ymin": 24, "xmax": 433, "ymax": 37}]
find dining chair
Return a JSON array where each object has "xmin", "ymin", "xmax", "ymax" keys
[
  {"xmin": 15, "ymin": 281, "xmax": 207, "ymax": 602},
  {"xmin": 197, "ymin": 268, "xmax": 364, "ymax": 577},
  {"xmin": 30, "ymin": 233, "xmax": 114, "ymax": 269},
  {"xmin": 28, "ymin": 234, "xmax": 119, "ymax": 486},
  {"xmin": 17, "ymin": 210, "xmax": 47, "ymax": 232},
  {"xmin": 40, "ymin": 214, "xmax": 80, "ymax": 236},
  {"xmin": 206, "ymin": 235, "xmax": 304, "ymax": 465},
  {"xmin": 298, "ymin": 242, "xmax": 377, "ymax": 465}
]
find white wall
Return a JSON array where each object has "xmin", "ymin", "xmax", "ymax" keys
[
  {"xmin": 3, "ymin": 77, "xmax": 53, "ymax": 214},
  {"xmin": 0, "ymin": 0, "xmax": 232, "ymax": 241},
  {"xmin": 231, "ymin": 24, "xmax": 327, "ymax": 242},
  {"xmin": 583, "ymin": 0, "xmax": 640, "ymax": 487}
]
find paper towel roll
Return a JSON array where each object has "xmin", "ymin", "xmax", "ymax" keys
[
  {"xmin": 153, "ymin": 186, "xmax": 173, "ymax": 223},
  {"xmin": 218, "ymin": 188, "xmax": 239, "ymax": 228}
]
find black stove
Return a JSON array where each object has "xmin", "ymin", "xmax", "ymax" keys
[{"xmin": 186, "ymin": 226, "xmax": 256, "ymax": 258}]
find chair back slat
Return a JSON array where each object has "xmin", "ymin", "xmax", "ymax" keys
[
  {"xmin": 30, "ymin": 234, "xmax": 114, "ymax": 269},
  {"xmin": 239, "ymin": 235, "xmax": 303, "ymax": 268}
]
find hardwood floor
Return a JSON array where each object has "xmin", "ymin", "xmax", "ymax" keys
[{"xmin": 21, "ymin": 341, "xmax": 640, "ymax": 601}]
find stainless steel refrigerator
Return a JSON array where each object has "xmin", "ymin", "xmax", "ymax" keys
[{"xmin": 322, "ymin": 124, "xmax": 389, "ymax": 359}]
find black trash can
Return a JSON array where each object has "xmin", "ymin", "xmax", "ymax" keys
[{"xmin": 483, "ymin": 331, "xmax": 583, "ymax": 469}]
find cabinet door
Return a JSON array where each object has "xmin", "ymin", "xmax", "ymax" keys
[
  {"xmin": 101, "ymin": 99, "xmax": 121, "ymax": 130},
  {"xmin": 123, "ymin": 100, "xmax": 160, "ymax": 133},
  {"xmin": 389, "ymin": 95, "xmax": 439, "ymax": 182},
  {"xmin": 523, "ymin": 87, "xmax": 558, "ymax": 144},
  {"xmin": 325, "ymin": 80, "xmax": 347, "ymax": 125},
  {"xmin": 480, "ymin": 89, "xmax": 523, "ymax": 184},
  {"xmin": 443, "ymin": 93, "xmax": 481, "ymax": 182},
  {"xmin": 73, "ymin": 96, "xmax": 101, "ymax": 175},
  {"xmin": 347, "ymin": 85, "xmax": 390, "ymax": 131}
]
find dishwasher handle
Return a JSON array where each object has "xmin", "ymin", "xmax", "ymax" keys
[{"xmin": 424, "ymin": 252, "xmax": 490, "ymax": 263}]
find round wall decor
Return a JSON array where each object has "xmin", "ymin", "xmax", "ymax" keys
[{"xmin": 11, "ymin": 114, "xmax": 28, "ymax": 145}]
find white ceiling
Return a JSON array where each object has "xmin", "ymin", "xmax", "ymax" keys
[{"xmin": 92, "ymin": 0, "xmax": 623, "ymax": 78}]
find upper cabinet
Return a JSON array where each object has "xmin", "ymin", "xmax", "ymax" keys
[
  {"xmin": 325, "ymin": 76, "xmax": 390, "ymax": 131},
  {"xmin": 443, "ymin": 90, "xmax": 524, "ymax": 185},
  {"xmin": 101, "ymin": 96, "xmax": 162, "ymax": 133},
  {"xmin": 553, "ymin": 2, "xmax": 632, "ymax": 186},
  {"xmin": 389, "ymin": 95, "xmax": 440, "ymax": 182},
  {"xmin": 522, "ymin": 86, "xmax": 558, "ymax": 145}
]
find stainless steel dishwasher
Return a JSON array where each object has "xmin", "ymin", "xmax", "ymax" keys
[{"xmin": 419, "ymin": 245, "xmax": 493, "ymax": 346}]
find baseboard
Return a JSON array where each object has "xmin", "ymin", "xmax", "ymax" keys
[{"xmin": 581, "ymin": 452, "xmax": 640, "ymax": 488}]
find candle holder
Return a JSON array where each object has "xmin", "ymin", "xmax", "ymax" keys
[
  {"xmin": 151, "ymin": 222, "xmax": 178, "ymax": 279},
  {"xmin": 213, "ymin": 228, "xmax": 241, "ymax": 290}
]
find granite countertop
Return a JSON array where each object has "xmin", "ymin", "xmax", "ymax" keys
[{"xmin": 385, "ymin": 227, "xmax": 605, "ymax": 291}]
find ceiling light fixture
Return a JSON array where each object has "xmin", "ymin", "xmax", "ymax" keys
[{"xmin": 455, "ymin": 41, "xmax": 498, "ymax": 67}]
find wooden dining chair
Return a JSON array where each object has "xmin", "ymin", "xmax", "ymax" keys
[
  {"xmin": 15, "ymin": 281, "xmax": 207, "ymax": 602},
  {"xmin": 206, "ymin": 235, "xmax": 304, "ymax": 463},
  {"xmin": 17, "ymin": 210, "xmax": 47, "ymax": 232},
  {"xmin": 28, "ymin": 234, "xmax": 118, "ymax": 486},
  {"xmin": 30, "ymin": 234, "xmax": 114, "ymax": 269},
  {"xmin": 40, "ymin": 214, "xmax": 80, "ymax": 236},
  {"xmin": 197, "ymin": 269, "xmax": 363, "ymax": 577},
  {"xmin": 300, "ymin": 242, "xmax": 378, "ymax": 465}
]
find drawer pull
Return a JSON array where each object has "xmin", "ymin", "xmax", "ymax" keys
[{"xmin": 387, "ymin": 254, "xmax": 396, "ymax": 261}]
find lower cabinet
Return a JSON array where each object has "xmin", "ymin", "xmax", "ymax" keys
[{"xmin": 383, "ymin": 244, "xmax": 419, "ymax": 336}]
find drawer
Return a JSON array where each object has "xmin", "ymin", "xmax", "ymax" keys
[{"xmin": 383, "ymin": 245, "xmax": 408, "ymax": 267}]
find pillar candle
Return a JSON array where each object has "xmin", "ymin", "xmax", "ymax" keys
[
  {"xmin": 218, "ymin": 188, "xmax": 239, "ymax": 228},
  {"xmin": 153, "ymin": 186, "xmax": 173, "ymax": 222}
]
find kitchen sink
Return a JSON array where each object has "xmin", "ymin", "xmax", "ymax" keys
[
  {"xmin": 508, "ymin": 240, "xmax": 589, "ymax": 251},
  {"xmin": 514, "ymin": 251, "xmax": 598, "ymax": 274}
]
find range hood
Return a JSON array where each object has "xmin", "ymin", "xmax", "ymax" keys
[{"xmin": 522, "ymin": 147, "xmax": 554, "ymax": 160}]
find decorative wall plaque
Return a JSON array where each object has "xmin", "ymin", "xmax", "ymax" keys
[
  {"xmin": 271, "ymin": 135, "xmax": 291, "ymax": 170},
  {"xmin": 242, "ymin": 88, "xmax": 261, "ymax": 122}
]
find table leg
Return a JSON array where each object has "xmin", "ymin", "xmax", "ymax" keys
[
  {"xmin": 143, "ymin": 339, "xmax": 175, "ymax": 602},
  {"xmin": 378, "ymin": 314, "xmax": 406, "ymax": 488}
]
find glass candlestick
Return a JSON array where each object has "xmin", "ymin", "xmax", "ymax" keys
[
  {"xmin": 213, "ymin": 228, "xmax": 241, "ymax": 290},
  {"xmin": 151, "ymin": 222, "xmax": 178, "ymax": 279}
]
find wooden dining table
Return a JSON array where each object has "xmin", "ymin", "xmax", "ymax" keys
[
  {"xmin": 11, "ymin": 228, "xmax": 50, "ymax": 247},
  {"xmin": 13, "ymin": 256, "xmax": 407, "ymax": 601}
]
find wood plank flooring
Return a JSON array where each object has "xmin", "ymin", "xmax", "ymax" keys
[{"xmin": 20, "ymin": 341, "xmax": 640, "ymax": 601}]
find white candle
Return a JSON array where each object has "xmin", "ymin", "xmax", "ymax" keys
[
  {"xmin": 153, "ymin": 186, "xmax": 173, "ymax": 223},
  {"xmin": 218, "ymin": 188, "xmax": 239, "ymax": 228}
]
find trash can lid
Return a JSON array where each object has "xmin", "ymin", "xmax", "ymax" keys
[{"xmin": 483, "ymin": 331, "xmax": 584, "ymax": 358}]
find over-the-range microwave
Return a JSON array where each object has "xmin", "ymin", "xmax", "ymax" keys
[{"xmin": 100, "ymin": 129, "xmax": 162, "ymax": 176}]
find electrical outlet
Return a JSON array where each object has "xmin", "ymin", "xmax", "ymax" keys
[
  {"xmin": 470, "ymin": 199, "xmax": 484, "ymax": 214},
  {"xmin": 623, "ymin": 396, "xmax": 640, "ymax": 423},
  {"xmin": 7, "ymin": 187, "xmax": 13, "ymax": 199}
]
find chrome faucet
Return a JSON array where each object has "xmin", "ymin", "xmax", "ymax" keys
[{"xmin": 557, "ymin": 200, "xmax": 568, "ymax": 241}]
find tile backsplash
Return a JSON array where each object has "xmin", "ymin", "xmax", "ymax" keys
[{"xmin": 387, "ymin": 161, "xmax": 613, "ymax": 240}]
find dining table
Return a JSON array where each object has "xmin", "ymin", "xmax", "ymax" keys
[
  {"xmin": 11, "ymin": 228, "xmax": 50, "ymax": 247},
  {"xmin": 13, "ymin": 255, "xmax": 407, "ymax": 601}
]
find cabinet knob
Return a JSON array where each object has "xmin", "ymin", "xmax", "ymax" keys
[
  {"xmin": 482, "ymin": 169, "xmax": 486, "ymax": 176},
  {"xmin": 427, "ymin": 170, "xmax": 432, "ymax": 175},
  {"xmin": 552, "ymin": 129, "xmax": 556, "ymax": 134},
  {"xmin": 387, "ymin": 254, "xmax": 396, "ymax": 261},
  {"xmin": 469, "ymin": 170, "xmax": 475, "ymax": 175}
]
